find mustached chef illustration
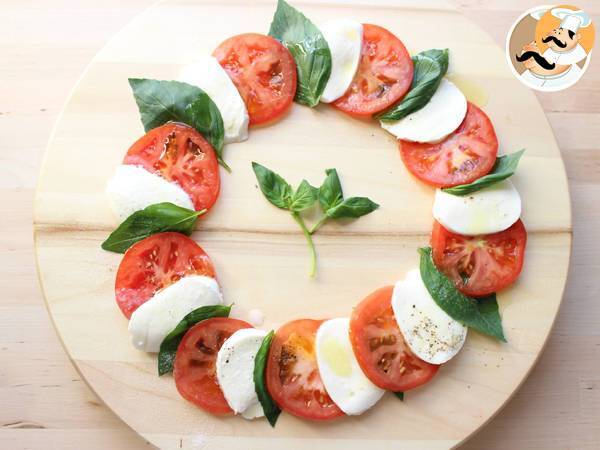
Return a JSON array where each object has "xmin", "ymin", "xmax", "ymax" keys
[{"xmin": 512, "ymin": 5, "xmax": 595, "ymax": 91}]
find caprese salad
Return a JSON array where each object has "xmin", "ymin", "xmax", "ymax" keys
[{"xmin": 99, "ymin": 0, "xmax": 528, "ymax": 427}]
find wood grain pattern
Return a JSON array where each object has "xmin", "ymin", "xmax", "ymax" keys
[{"xmin": 3, "ymin": 0, "xmax": 598, "ymax": 449}]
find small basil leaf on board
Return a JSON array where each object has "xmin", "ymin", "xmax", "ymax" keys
[
  {"xmin": 442, "ymin": 149, "xmax": 525, "ymax": 196},
  {"xmin": 268, "ymin": 0, "xmax": 332, "ymax": 106},
  {"xmin": 158, "ymin": 304, "xmax": 231, "ymax": 376},
  {"xmin": 289, "ymin": 180, "xmax": 318, "ymax": 212},
  {"xmin": 252, "ymin": 162, "xmax": 293, "ymax": 209},
  {"xmin": 253, "ymin": 330, "xmax": 281, "ymax": 427},
  {"xmin": 326, "ymin": 197, "xmax": 379, "ymax": 219},
  {"xmin": 101, "ymin": 203, "xmax": 205, "ymax": 253},
  {"xmin": 418, "ymin": 247, "xmax": 506, "ymax": 342},
  {"xmin": 378, "ymin": 49, "xmax": 449, "ymax": 122},
  {"xmin": 318, "ymin": 168, "xmax": 344, "ymax": 212},
  {"xmin": 128, "ymin": 78, "xmax": 229, "ymax": 171},
  {"xmin": 393, "ymin": 391, "xmax": 404, "ymax": 401}
]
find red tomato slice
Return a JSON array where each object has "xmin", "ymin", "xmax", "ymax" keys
[
  {"xmin": 399, "ymin": 102, "xmax": 498, "ymax": 187},
  {"xmin": 333, "ymin": 24, "xmax": 413, "ymax": 116},
  {"xmin": 114, "ymin": 232, "xmax": 216, "ymax": 319},
  {"xmin": 350, "ymin": 286, "xmax": 439, "ymax": 391},
  {"xmin": 431, "ymin": 219, "xmax": 527, "ymax": 297},
  {"xmin": 123, "ymin": 122, "xmax": 220, "ymax": 211},
  {"xmin": 174, "ymin": 317, "xmax": 253, "ymax": 414},
  {"xmin": 266, "ymin": 319, "xmax": 344, "ymax": 421},
  {"xmin": 213, "ymin": 33, "xmax": 297, "ymax": 126}
]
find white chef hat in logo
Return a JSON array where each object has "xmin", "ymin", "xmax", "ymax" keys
[{"xmin": 551, "ymin": 8, "xmax": 591, "ymax": 33}]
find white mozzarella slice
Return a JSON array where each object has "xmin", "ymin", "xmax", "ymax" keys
[
  {"xmin": 392, "ymin": 270, "xmax": 467, "ymax": 364},
  {"xmin": 380, "ymin": 78, "xmax": 467, "ymax": 143},
  {"xmin": 216, "ymin": 328, "xmax": 266, "ymax": 419},
  {"xmin": 319, "ymin": 19, "xmax": 363, "ymax": 103},
  {"xmin": 433, "ymin": 179, "xmax": 521, "ymax": 236},
  {"xmin": 179, "ymin": 56, "xmax": 249, "ymax": 144},
  {"xmin": 128, "ymin": 275, "xmax": 222, "ymax": 353},
  {"xmin": 315, "ymin": 318, "xmax": 384, "ymax": 415},
  {"xmin": 106, "ymin": 165, "xmax": 194, "ymax": 222}
]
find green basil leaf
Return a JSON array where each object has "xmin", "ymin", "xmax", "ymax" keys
[
  {"xmin": 158, "ymin": 304, "xmax": 231, "ymax": 376},
  {"xmin": 442, "ymin": 149, "xmax": 525, "ymax": 196},
  {"xmin": 393, "ymin": 391, "xmax": 404, "ymax": 401},
  {"xmin": 268, "ymin": 0, "xmax": 332, "ymax": 106},
  {"xmin": 326, "ymin": 197, "xmax": 379, "ymax": 219},
  {"xmin": 378, "ymin": 49, "xmax": 449, "ymax": 122},
  {"xmin": 128, "ymin": 78, "xmax": 229, "ymax": 171},
  {"xmin": 318, "ymin": 168, "xmax": 344, "ymax": 212},
  {"xmin": 253, "ymin": 330, "xmax": 281, "ymax": 427},
  {"xmin": 289, "ymin": 179, "xmax": 318, "ymax": 212},
  {"xmin": 418, "ymin": 247, "xmax": 506, "ymax": 342},
  {"xmin": 101, "ymin": 202, "xmax": 205, "ymax": 253},
  {"xmin": 184, "ymin": 96, "xmax": 229, "ymax": 172},
  {"xmin": 252, "ymin": 162, "xmax": 293, "ymax": 209}
]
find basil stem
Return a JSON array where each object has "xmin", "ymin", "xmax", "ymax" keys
[
  {"xmin": 309, "ymin": 216, "xmax": 329, "ymax": 235},
  {"xmin": 291, "ymin": 211, "xmax": 317, "ymax": 278}
]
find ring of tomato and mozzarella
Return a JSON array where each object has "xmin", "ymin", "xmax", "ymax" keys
[
  {"xmin": 381, "ymin": 78, "xmax": 467, "ymax": 143},
  {"xmin": 265, "ymin": 319, "xmax": 344, "ymax": 421},
  {"xmin": 315, "ymin": 318, "xmax": 385, "ymax": 415},
  {"xmin": 392, "ymin": 270, "xmax": 467, "ymax": 365},
  {"xmin": 115, "ymin": 232, "xmax": 216, "ymax": 319},
  {"xmin": 399, "ymin": 102, "xmax": 498, "ymax": 188},
  {"xmin": 107, "ymin": 123, "xmax": 221, "ymax": 222},
  {"xmin": 431, "ymin": 219, "xmax": 527, "ymax": 297},
  {"xmin": 216, "ymin": 328, "xmax": 267, "ymax": 419},
  {"xmin": 319, "ymin": 19, "xmax": 363, "ymax": 103},
  {"xmin": 178, "ymin": 56, "xmax": 249, "ymax": 144},
  {"xmin": 333, "ymin": 24, "xmax": 413, "ymax": 116},
  {"xmin": 349, "ymin": 286, "xmax": 440, "ymax": 392},
  {"xmin": 432, "ymin": 179, "xmax": 522, "ymax": 236},
  {"xmin": 174, "ymin": 317, "xmax": 253, "ymax": 414},
  {"xmin": 106, "ymin": 165, "xmax": 194, "ymax": 222},
  {"xmin": 128, "ymin": 275, "xmax": 222, "ymax": 352},
  {"xmin": 213, "ymin": 33, "xmax": 297, "ymax": 126}
]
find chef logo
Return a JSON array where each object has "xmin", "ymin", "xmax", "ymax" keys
[{"xmin": 506, "ymin": 5, "xmax": 595, "ymax": 92}]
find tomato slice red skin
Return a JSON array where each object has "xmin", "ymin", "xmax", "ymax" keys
[
  {"xmin": 266, "ymin": 319, "xmax": 344, "ymax": 421},
  {"xmin": 333, "ymin": 24, "xmax": 413, "ymax": 116},
  {"xmin": 123, "ymin": 122, "xmax": 220, "ymax": 211},
  {"xmin": 213, "ymin": 33, "xmax": 297, "ymax": 126},
  {"xmin": 114, "ymin": 232, "xmax": 216, "ymax": 319},
  {"xmin": 399, "ymin": 102, "xmax": 498, "ymax": 188},
  {"xmin": 350, "ymin": 286, "xmax": 439, "ymax": 392},
  {"xmin": 431, "ymin": 219, "xmax": 527, "ymax": 297},
  {"xmin": 173, "ymin": 317, "xmax": 253, "ymax": 414}
]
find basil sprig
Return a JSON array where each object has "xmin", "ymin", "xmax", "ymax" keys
[
  {"xmin": 268, "ymin": 0, "xmax": 332, "ymax": 106},
  {"xmin": 252, "ymin": 163, "xmax": 378, "ymax": 277},
  {"xmin": 310, "ymin": 168, "xmax": 379, "ymax": 234},
  {"xmin": 102, "ymin": 202, "xmax": 205, "ymax": 253},
  {"xmin": 394, "ymin": 391, "xmax": 405, "ymax": 401},
  {"xmin": 378, "ymin": 49, "xmax": 449, "ymax": 122},
  {"xmin": 253, "ymin": 330, "xmax": 281, "ymax": 427},
  {"xmin": 442, "ymin": 149, "xmax": 525, "ymax": 196},
  {"xmin": 128, "ymin": 78, "xmax": 230, "ymax": 171},
  {"xmin": 158, "ymin": 304, "xmax": 231, "ymax": 376},
  {"xmin": 419, "ymin": 247, "xmax": 506, "ymax": 342},
  {"xmin": 252, "ymin": 162, "xmax": 318, "ymax": 277}
]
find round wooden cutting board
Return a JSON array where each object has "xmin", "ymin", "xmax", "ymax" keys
[{"xmin": 33, "ymin": 0, "xmax": 572, "ymax": 448}]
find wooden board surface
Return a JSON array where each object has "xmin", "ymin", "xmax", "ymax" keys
[{"xmin": 30, "ymin": 1, "xmax": 573, "ymax": 449}]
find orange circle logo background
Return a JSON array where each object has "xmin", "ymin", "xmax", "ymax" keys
[{"xmin": 535, "ymin": 4, "xmax": 595, "ymax": 54}]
